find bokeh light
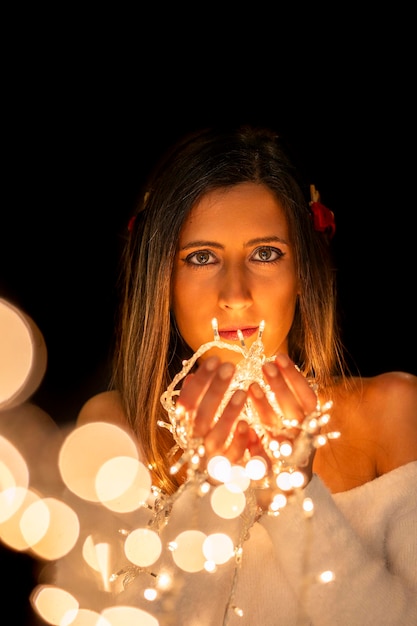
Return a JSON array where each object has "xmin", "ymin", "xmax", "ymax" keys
[
  {"xmin": 100, "ymin": 605, "xmax": 159, "ymax": 626},
  {"xmin": 95, "ymin": 456, "xmax": 151, "ymax": 512},
  {"xmin": 203, "ymin": 532, "xmax": 234, "ymax": 565},
  {"xmin": 0, "ymin": 298, "xmax": 47, "ymax": 409},
  {"xmin": 21, "ymin": 496, "xmax": 80, "ymax": 559},
  {"xmin": 30, "ymin": 584, "xmax": 79, "ymax": 626},
  {"xmin": 124, "ymin": 527, "xmax": 162, "ymax": 567},
  {"xmin": 58, "ymin": 422, "xmax": 139, "ymax": 502},
  {"xmin": 171, "ymin": 530, "xmax": 207, "ymax": 572},
  {"xmin": 0, "ymin": 486, "xmax": 40, "ymax": 550},
  {"xmin": 210, "ymin": 484, "xmax": 246, "ymax": 519}
]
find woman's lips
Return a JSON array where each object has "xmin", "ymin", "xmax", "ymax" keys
[{"xmin": 218, "ymin": 327, "xmax": 258, "ymax": 341}]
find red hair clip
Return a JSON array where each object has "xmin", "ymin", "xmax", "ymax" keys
[
  {"xmin": 127, "ymin": 215, "xmax": 136, "ymax": 232},
  {"xmin": 309, "ymin": 184, "xmax": 336, "ymax": 239}
]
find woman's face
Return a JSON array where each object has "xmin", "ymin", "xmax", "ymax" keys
[{"xmin": 172, "ymin": 182, "xmax": 300, "ymax": 364}]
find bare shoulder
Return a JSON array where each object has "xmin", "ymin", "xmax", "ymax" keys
[
  {"xmin": 362, "ymin": 370, "xmax": 417, "ymax": 419},
  {"xmin": 348, "ymin": 371, "xmax": 417, "ymax": 472},
  {"xmin": 366, "ymin": 369, "xmax": 417, "ymax": 394},
  {"xmin": 77, "ymin": 390, "xmax": 129, "ymax": 429},
  {"xmin": 315, "ymin": 372, "xmax": 417, "ymax": 490}
]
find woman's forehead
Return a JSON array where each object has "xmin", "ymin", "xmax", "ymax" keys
[{"xmin": 181, "ymin": 183, "xmax": 289, "ymax": 242}]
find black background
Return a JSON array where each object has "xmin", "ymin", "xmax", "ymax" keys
[{"xmin": 1, "ymin": 9, "xmax": 416, "ymax": 624}]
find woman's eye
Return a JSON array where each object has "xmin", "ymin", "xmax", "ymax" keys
[
  {"xmin": 252, "ymin": 246, "xmax": 284, "ymax": 262},
  {"xmin": 184, "ymin": 250, "xmax": 216, "ymax": 265}
]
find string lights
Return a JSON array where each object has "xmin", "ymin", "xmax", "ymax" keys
[
  {"xmin": 0, "ymin": 315, "xmax": 340, "ymax": 625},
  {"xmin": 160, "ymin": 319, "xmax": 338, "ymax": 513}
]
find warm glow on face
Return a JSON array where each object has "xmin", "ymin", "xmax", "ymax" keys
[{"xmin": 172, "ymin": 183, "xmax": 299, "ymax": 363}]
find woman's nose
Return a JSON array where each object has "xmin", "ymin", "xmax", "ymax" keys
[{"xmin": 218, "ymin": 266, "xmax": 252, "ymax": 310}]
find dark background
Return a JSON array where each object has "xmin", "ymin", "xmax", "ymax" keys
[{"xmin": 1, "ymin": 10, "xmax": 416, "ymax": 624}]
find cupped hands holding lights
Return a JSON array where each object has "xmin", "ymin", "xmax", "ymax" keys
[{"xmin": 2, "ymin": 124, "xmax": 417, "ymax": 625}]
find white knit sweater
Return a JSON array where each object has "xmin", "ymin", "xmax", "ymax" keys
[
  {"xmin": 52, "ymin": 461, "xmax": 417, "ymax": 625},
  {"xmin": 116, "ymin": 461, "xmax": 417, "ymax": 625}
]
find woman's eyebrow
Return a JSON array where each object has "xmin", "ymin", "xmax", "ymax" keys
[
  {"xmin": 244, "ymin": 235, "xmax": 289, "ymax": 246},
  {"xmin": 179, "ymin": 240, "xmax": 225, "ymax": 251},
  {"xmin": 180, "ymin": 235, "xmax": 289, "ymax": 251}
]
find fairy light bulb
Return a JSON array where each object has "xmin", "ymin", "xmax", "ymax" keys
[
  {"xmin": 144, "ymin": 588, "xmax": 157, "ymax": 601},
  {"xmin": 245, "ymin": 456, "xmax": 267, "ymax": 480},
  {"xmin": 207, "ymin": 455, "xmax": 231, "ymax": 482},
  {"xmin": 228, "ymin": 465, "xmax": 251, "ymax": 491},
  {"xmin": 303, "ymin": 497, "xmax": 314, "ymax": 517},
  {"xmin": 279, "ymin": 441, "xmax": 293, "ymax": 457},
  {"xmin": 318, "ymin": 570, "xmax": 335, "ymax": 584},
  {"xmin": 276, "ymin": 471, "xmax": 293, "ymax": 491},
  {"xmin": 160, "ymin": 319, "xmax": 335, "ymax": 512}
]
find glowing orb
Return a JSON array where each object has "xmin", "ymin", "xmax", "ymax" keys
[
  {"xmin": 101, "ymin": 605, "xmax": 159, "ymax": 625},
  {"xmin": 0, "ymin": 436, "xmax": 29, "ymax": 523},
  {"xmin": 61, "ymin": 608, "xmax": 110, "ymax": 626},
  {"xmin": 210, "ymin": 484, "xmax": 246, "ymax": 519},
  {"xmin": 124, "ymin": 527, "xmax": 162, "ymax": 567},
  {"xmin": 21, "ymin": 497, "xmax": 79, "ymax": 560},
  {"xmin": 0, "ymin": 298, "xmax": 47, "ymax": 409},
  {"xmin": 171, "ymin": 530, "xmax": 207, "ymax": 572},
  {"xmin": 58, "ymin": 422, "xmax": 139, "ymax": 502},
  {"xmin": 245, "ymin": 456, "xmax": 267, "ymax": 480},
  {"xmin": 275, "ymin": 471, "xmax": 293, "ymax": 491},
  {"xmin": 207, "ymin": 455, "xmax": 231, "ymax": 482},
  {"xmin": 95, "ymin": 456, "xmax": 151, "ymax": 512},
  {"xmin": 30, "ymin": 584, "xmax": 79, "ymax": 626},
  {"xmin": 228, "ymin": 465, "xmax": 250, "ymax": 491},
  {"xmin": 203, "ymin": 532, "xmax": 234, "ymax": 564},
  {"xmin": 0, "ymin": 486, "xmax": 40, "ymax": 550}
]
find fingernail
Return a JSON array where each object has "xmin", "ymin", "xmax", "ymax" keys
[
  {"xmin": 236, "ymin": 420, "xmax": 248, "ymax": 434},
  {"xmin": 231, "ymin": 389, "xmax": 246, "ymax": 405},
  {"xmin": 219, "ymin": 362, "xmax": 235, "ymax": 380},
  {"xmin": 205, "ymin": 356, "xmax": 220, "ymax": 371},
  {"xmin": 250, "ymin": 382, "xmax": 263, "ymax": 398},
  {"xmin": 275, "ymin": 353, "xmax": 289, "ymax": 368},
  {"xmin": 264, "ymin": 362, "xmax": 278, "ymax": 377}
]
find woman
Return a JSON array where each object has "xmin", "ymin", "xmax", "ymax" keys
[{"xmin": 76, "ymin": 125, "xmax": 417, "ymax": 624}]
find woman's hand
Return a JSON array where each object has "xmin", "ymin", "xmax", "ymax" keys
[
  {"xmin": 248, "ymin": 353, "xmax": 319, "ymax": 484},
  {"xmin": 176, "ymin": 353, "xmax": 319, "ymax": 482},
  {"xmin": 176, "ymin": 356, "xmax": 254, "ymax": 464}
]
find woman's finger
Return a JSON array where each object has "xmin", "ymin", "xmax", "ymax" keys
[
  {"xmin": 177, "ymin": 358, "xmax": 239, "ymax": 438},
  {"xmin": 204, "ymin": 390, "xmax": 247, "ymax": 457},
  {"xmin": 261, "ymin": 357, "xmax": 317, "ymax": 426},
  {"xmin": 273, "ymin": 354, "xmax": 318, "ymax": 413},
  {"xmin": 177, "ymin": 356, "xmax": 221, "ymax": 411}
]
